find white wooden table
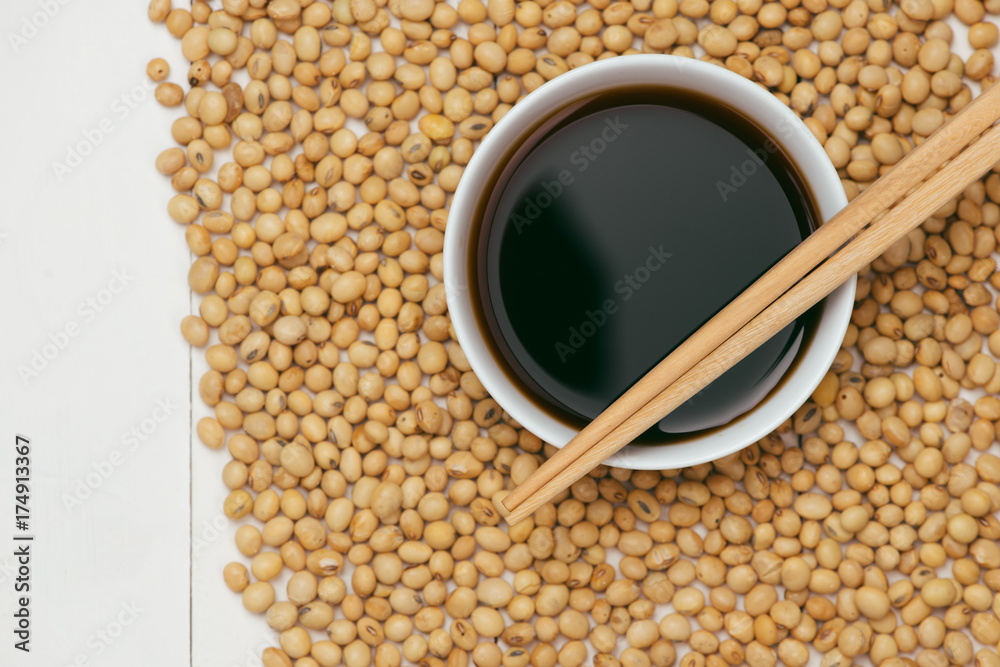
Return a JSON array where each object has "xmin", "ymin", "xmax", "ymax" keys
[{"xmin": 0, "ymin": 1, "xmax": 994, "ymax": 666}]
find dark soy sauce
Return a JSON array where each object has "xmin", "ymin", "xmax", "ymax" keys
[{"xmin": 472, "ymin": 89, "xmax": 820, "ymax": 442}]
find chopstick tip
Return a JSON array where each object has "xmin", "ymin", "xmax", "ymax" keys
[
  {"xmin": 504, "ymin": 508, "xmax": 528, "ymax": 527},
  {"xmin": 498, "ymin": 490, "xmax": 522, "ymax": 524}
]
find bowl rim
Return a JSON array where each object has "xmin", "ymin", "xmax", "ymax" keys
[{"xmin": 444, "ymin": 55, "xmax": 856, "ymax": 470}]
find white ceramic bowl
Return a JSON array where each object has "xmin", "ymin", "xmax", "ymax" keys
[{"xmin": 444, "ymin": 55, "xmax": 855, "ymax": 470}]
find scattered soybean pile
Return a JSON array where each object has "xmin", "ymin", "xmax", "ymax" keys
[{"xmin": 151, "ymin": 0, "xmax": 1000, "ymax": 665}]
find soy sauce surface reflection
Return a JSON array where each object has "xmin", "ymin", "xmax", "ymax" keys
[{"xmin": 477, "ymin": 92, "xmax": 818, "ymax": 440}]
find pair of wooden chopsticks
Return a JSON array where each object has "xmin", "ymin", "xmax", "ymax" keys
[{"xmin": 502, "ymin": 81, "xmax": 1000, "ymax": 526}]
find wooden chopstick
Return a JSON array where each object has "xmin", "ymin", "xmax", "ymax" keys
[
  {"xmin": 503, "ymin": 116, "xmax": 1000, "ymax": 525},
  {"xmin": 501, "ymin": 80, "xmax": 1000, "ymax": 518}
]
